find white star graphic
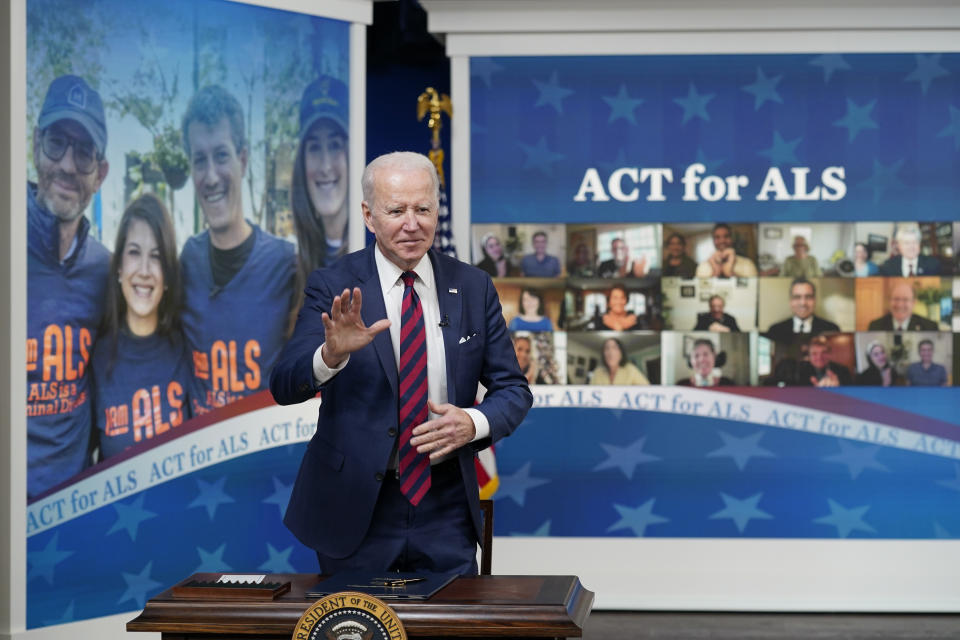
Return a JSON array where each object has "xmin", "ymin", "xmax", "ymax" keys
[{"xmin": 607, "ymin": 498, "xmax": 669, "ymax": 537}]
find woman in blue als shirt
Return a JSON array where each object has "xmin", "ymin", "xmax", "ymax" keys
[{"xmin": 92, "ymin": 194, "xmax": 192, "ymax": 459}]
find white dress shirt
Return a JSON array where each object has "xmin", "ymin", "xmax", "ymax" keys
[
  {"xmin": 311, "ymin": 245, "xmax": 490, "ymax": 449},
  {"xmin": 901, "ymin": 259, "xmax": 917, "ymax": 277},
  {"xmin": 793, "ymin": 317, "xmax": 812, "ymax": 334}
]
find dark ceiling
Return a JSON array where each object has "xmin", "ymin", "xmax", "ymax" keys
[{"xmin": 367, "ymin": 0, "xmax": 446, "ymax": 68}]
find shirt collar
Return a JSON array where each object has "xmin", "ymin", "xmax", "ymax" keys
[{"xmin": 374, "ymin": 244, "xmax": 435, "ymax": 295}]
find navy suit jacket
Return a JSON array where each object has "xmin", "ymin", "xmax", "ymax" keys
[
  {"xmin": 270, "ymin": 246, "xmax": 532, "ymax": 559},
  {"xmin": 867, "ymin": 313, "xmax": 938, "ymax": 331},
  {"xmin": 693, "ymin": 312, "xmax": 740, "ymax": 332},
  {"xmin": 765, "ymin": 315, "xmax": 839, "ymax": 343},
  {"xmin": 878, "ymin": 255, "xmax": 940, "ymax": 276}
]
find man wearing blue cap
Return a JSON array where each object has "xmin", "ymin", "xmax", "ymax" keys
[
  {"xmin": 179, "ymin": 85, "xmax": 296, "ymax": 414},
  {"xmin": 27, "ymin": 75, "xmax": 111, "ymax": 498}
]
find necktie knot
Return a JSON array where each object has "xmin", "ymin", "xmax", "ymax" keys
[{"xmin": 401, "ymin": 271, "xmax": 416, "ymax": 288}]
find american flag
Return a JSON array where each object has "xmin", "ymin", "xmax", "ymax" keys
[
  {"xmin": 476, "ymin": 445, "xmax": 500, "ymax": 499},
  {"xmin": 434, "ymin": 183, "xmax": 457, "ymax": 258}
]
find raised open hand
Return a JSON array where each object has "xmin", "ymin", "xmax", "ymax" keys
[{"xmin": 320, "ymin": 287, "xmax": 390, "ymax": 367}]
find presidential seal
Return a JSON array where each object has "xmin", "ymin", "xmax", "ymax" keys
[{"xmin": 293, "ymin": 592, "xmax": 406, "ymax": 640}]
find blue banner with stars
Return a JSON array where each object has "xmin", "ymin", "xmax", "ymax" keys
[
  {"xmin": 470, "ymin": 54, "xmax": 960, "ymax": 222},
  {"xmin": 492, "ymin": 387, "xmax": 960, "ymax": 540}
]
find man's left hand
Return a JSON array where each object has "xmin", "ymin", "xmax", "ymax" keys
[{"xmin": 410, "ymin": 400, "xmax": 477, "ymax": 460}]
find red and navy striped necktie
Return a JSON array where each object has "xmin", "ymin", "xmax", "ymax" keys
[{"xmin": 397, "ymin": 271, "xmax": 431, "ymax": 505}]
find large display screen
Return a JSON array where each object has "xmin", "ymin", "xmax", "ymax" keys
[{"xmin": 469, "ymin": 54, "xmax": 960, "ymax": 541}]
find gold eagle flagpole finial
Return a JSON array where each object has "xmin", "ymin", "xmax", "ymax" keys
[{"xmin": 417, "ymin": 87, "xmax": 452, "ymax": 188}]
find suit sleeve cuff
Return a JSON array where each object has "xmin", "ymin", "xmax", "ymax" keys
[
  {"xmin": 313, "ymin": 343, "xmax": 349, "ymax": 386},
  {"xmin": 464, "ymin": 408, "xmax": 490, "ymax": 442}
]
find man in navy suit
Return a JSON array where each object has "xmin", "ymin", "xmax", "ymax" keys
[
  {"xmin": 765, "ymin": 278, "xmax": 839, "ymax": 343},
  {"xmin": 867, "ymin": 280, "xmax": 939, "ymax": 331},
  {"xmin": 693, "ymin": 295, "xmax": 740, "ymax": 332},
  {"xmin": 270, "ymin": 152, "xmax": 532, "ymax": 575},
  {"xmin": 878, "ymin": 225, "xmax": 941, "ymax": 276}
]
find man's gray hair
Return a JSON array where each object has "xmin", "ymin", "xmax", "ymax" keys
[
  {"xmin": 361, "ymin": 151, "xmax": 439, "ymax": 207},
  {"xmin": 894, "ymin": 224, "xmax": 921, "ymax": 244}
]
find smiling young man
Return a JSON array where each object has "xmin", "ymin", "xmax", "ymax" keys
[
  {"xmin": 695, "ymin": 223, "xmax": 758, "ymax": 278},
  {"xmin": 179, "ymin": 86, "xmax": 296, "ymax": 414},
  {"xmin": 27, "ymin": 75, "xmax": 112, "ymax": 498},
  {"xmin": 270, "ymin": 152, "xmax": 531, "ymax": 575}
]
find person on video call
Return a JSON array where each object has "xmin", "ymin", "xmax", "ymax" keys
[
  {"xmin": 590, "ymin": 338, "xmax": 649, "ymax": 385},
  {"xmin": 693, "ymin": 295, "xmax": 740, "ymax": 332},
  {"xmin": 270, "ymin": 152, "xmax": 532, "ymax": 575},
  {"xmin": 567, "ymin": 242, "xmax": 596, "ymax": 278},
  {"xmin": 853, "ymin": 242, "xmax": 878, "ymax": 277},
  {"xmin": 27, "ymin": 75, "xmax": 111, "ymax": 498},
  {"xmin": 867, "ymin": 280, "xmax": 938, "ymax": 331},
  {"xmin": 520, "ymin": 230, "xmax": 561, "ymax": 277},
  {"xmin": 662, "ymin": 232, "xmax": 697, "ymax": 278},
  {"xmin": 798, "ymin": 336, "xmax": 852, "ymax": 387},
  {"xmin": 781, "ymin": 236, "xmax": 821, "ymax": 279},
  {"xmin": 508, "ymin": 287, "xmax": 554, "ymax": 331},
  {"xmin": 695, "ymin": 223, "xmax": 757, "ymax": 278},
  {"xmin": 600, "ymin": 284, "xmax": 640, "ymax": 331},
  {"xmin": 677, "ymin": 338, "xmax": 735, "ymax": 387},
  {"xmin": 598, "ymin": 237, "xmax": 649, "ymax": 279},
  {"xmin": 905, "ymin": 339, "xmax": 948, "ymax": 386},
  {"xmin": 512, "ymin": 334, "xmax": 538, "ymax": 385},
  {"xmin": 179, "ymin": 86, "xmax": 297, "ymax": 414},
  {"xmin": 855, "ymin": 341, "xmax": 902, "ymax": 387},
  {"xmin": 878, "ymin": 225, "xmax": 940, "ymax": 276},
  {"xmin": 765, "ymin": 278, "xmax": 839, "ymax": 343},
  {"xmin": 475, "ymin": 232, "xmax": 517, "ymax": 278}
]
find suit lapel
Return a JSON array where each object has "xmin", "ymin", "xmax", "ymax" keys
[
  {"xmin": 356, "ymin": 245, "xmax": 398, "ymax": 397},
  {"xmin": 431, "ymin": 251, "xmax": 463, "ymax": 404}
]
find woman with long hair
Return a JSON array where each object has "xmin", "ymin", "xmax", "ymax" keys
[
  {"xmin": 853, "ymin": 242, "xmax": 878, "ymax": 277},
  {"xmin": 856, "ymin": 340, "xmax": 901, "ymax": 386},
  {"xmin": 291, "ymin": 76, "xmax": 350, "ymax": 286},
  {"xmin": 662, "ymin": 232, "xmax": 696, "ymax": 278},
  {"xmin": 512, "ymin": 334, "xmax": 538, "ymax": 385},
  {"xmin": 476, "ymin": 232, "xmax": 517, "ymax": 278},
  {"xmin": 92, "ymin": 193, "xmax": 192, "ymax": 459},
  {"xmin": 590, "ymin": 337, "xmax": 649, "ymax": 385}
]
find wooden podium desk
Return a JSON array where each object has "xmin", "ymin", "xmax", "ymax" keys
[{"xmin": 127, "ymin": 573, "xmax": 594, "ymax": 639}]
